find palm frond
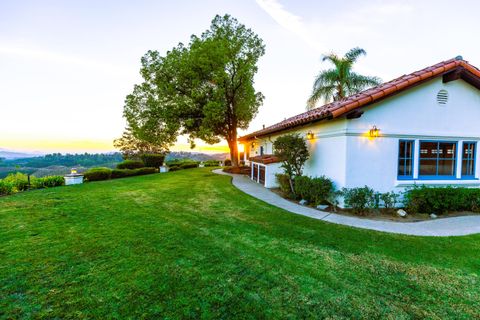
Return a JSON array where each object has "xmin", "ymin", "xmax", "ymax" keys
[
  {"xmin": 307, "ymin": 85, "xmax": 336, "ymax": 110},
  {"xmin": 345, "ymin": 47, "xmax": 366, "ymax": 63}
]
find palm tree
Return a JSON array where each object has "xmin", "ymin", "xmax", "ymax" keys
[{"xmin": 307, "ymin": 47, "xmax": 381, "ymax": 110}]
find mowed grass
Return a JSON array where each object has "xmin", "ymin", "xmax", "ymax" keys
[{"xmin": 1, "ymin": 168, "xmax": 480, "ymax": 319}]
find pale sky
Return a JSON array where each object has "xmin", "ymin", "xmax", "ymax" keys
[{"xmin": 1, "ymin": 0, "xmax": 479, "ymax": 153}]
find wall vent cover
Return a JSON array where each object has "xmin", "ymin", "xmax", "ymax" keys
[{"xmin": 437, "ymin": 89, "xmax": 449, "ymax": 105}]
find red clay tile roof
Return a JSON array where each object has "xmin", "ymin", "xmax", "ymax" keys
[
  {"xmin": 249, "ymin": 154, "xmax": 281, "ymax": 164},
  {"xmin": 239, "ymin": 57, "xmax": 480, "ymax": 141}
]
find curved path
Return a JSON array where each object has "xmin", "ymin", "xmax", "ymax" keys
[{"xmin": 214, "ymin": 169, "xmax": 480, "ymax": 237}]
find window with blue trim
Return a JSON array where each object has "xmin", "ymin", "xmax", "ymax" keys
[
  {"xmin": 462, "ymin": 142, "xmax": 476, "ymax": 177},
  {"xmin": 398, "ymin": 140, "xmax": 414, "ymax": 179},
  {"xmin": 419, "ymin": 141, "xmax": 456, "ymax": 178}
]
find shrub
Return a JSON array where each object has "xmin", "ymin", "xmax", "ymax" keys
[
  {"xmin": 134, "ymin": 167, "xmax": 158, "ymax": 175},
  {"xmin": 180, "ymin": 162, "xmax": 198, "ymax": 169},
  {"xmin": 380, "ymin": 192, "xmax": 399, "ymax": 211},
  {"xmin": 116, "ymin": 160, "xmax": 144, "ymax": 170},
  {"xmin": 293, "ymin": 175, "xmax": 334, "ymax": 205},
  {"xmin": 276, "ymin": 173, "xmax": 292, "ymax": 195},
  {"xmin": 165, "ymin": 159, "xmax": 200, "ymax": 167},
  {"xmin": 3, "ymin": 172, "xmax": 30, "ymax": 191},
  {"xmin": 0, "ymin": 180, "xmax": 15, "ymax": 196},
  {"xmin": 204, "ymin": 160, "xmax": 221, "ymax": 167},
  {"xmin": 140, "ymin": 154, "xmax": 165, "ymax": 168},
  {"xmin": 111, "ymin": 169, "xmax": 136, "ymax": 179},
  {"xmin": 84, "ymin": 168, "xmax": 112, "ymax": 181},
  {"xmin": 32, "ymin": 176, "xmax": 64, "ymax": 188},
  {"xmin": 224, "ymin": 159, "xmax": 232, "ymax": 166},
  {"xmin": 168, "ymin": 165, "xmax": 180, "ymax": 172},
  {"xmin": 342, "ymin": 186, "xmax": 375, "ymax": 215},
  {"xmin": 404, "ymin": 186, "xmax": 480, "ymax": 214}
]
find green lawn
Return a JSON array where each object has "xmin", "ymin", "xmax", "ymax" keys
[{"xmin": 1, "ymin": 168, "xmax": 480, "ymax": 319}]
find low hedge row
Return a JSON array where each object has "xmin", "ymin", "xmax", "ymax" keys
[
  {"xmin": 275, "ymin": 174, "xmax": 335, "ymax": 205},
  {"xmin": 403, "ymin": 186, "xmax": 480, "ymax": 214},
  {"xmin": 116, "ymin": 160, "xmax": 144, "ymax": 170},
  {"xmin": 0, "ymin": 173, "xmax": 64, "ymax": 196},
  {"xmin": 84, "ymin": 167, "xmax": 158, "ymax": 182}
]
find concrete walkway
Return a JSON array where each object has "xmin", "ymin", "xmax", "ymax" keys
[{"xmin": 213, "ymin": 169, "xmax": 480, "ymax": 237}]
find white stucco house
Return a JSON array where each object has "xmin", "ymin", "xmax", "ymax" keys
[{"xmin": 238, "ymin": 57, "xmax": 480, "ymax": 202}]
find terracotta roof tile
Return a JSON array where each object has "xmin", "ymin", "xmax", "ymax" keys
[{"xmin": 239, "ymin": 57, "xmax": 480, "ymax": 141}]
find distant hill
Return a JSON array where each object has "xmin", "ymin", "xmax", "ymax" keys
[
  {"xmin": 0, "ymin": 149, "xmax": 41, "ymax": 159},
  {"xmin": 165, "ymin": 151, "xmax": 229, "ymax": 162}
]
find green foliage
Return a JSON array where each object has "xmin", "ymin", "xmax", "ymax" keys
[
  {"xmin": 123, "ymin": 15, "xmax": 265, "ymax": 166},
  {"xmin": 32, "ymin": 176, "xmax": 64, "ymax": 189},
  {"xmin": 114, "ymin": 126, "xmax": 168, "ymax": 159},
  {"xmin": 307, "ymin": 47, "xmax": 381, "ymax": 109},
  {"xmin": 380, "ymin": 192, "xmax": 399, "ymax": 211},
  {"xmin": 84, "ymin": 168, "xmax": 113, "ymax": 181},
  {"xmin": 342, "ymin": 186, "xmax": 376, "ymax": 215},
  {"xmin": 203, "ymin": 160, "xmax": 221, "ymax": 167},
  {"xmin": 275, "ymin": 173, "xmax": 292, "ymax": 196},
  {"xmin": 224, "ymin": 159, "xmax": 232, "ymax": 166},
  {"xmin": 0, "ymin": 152, "xmax": 122, "ymax": 168},
  {"xmin": 116, "ymin": 160, "xmax": 144, "ymax": 170},
  {"xmin": 140, "ymin": 154, "xmax": 165, "ymax": 168},
  {"xmin": 111, "ymin": 169, "xmax": 136, "ymax": 179},
  {"xmin": 134, "ymin": 167, "xmax": 158, "ymax": 175},
  {"xmin": 404, "ymin": 186, "xmax": 480, "ymax": 214},
  {"xmin": 0, "ymin": 180, "xmax": 15, "ymax": 196},
  {"xmin": 3, "ymin": 172, "xmax": 30, "ymax": 191},
  {"xmin": 294, "ymin": 175, "xmax": 334, "ymax": 205},
  {"xmin": 165, "ymin": 159, "xmax": 200, "ymax": 167},
  {"xmin": 273, "ymin": 134, "xmax": 309, "ymax": 194}
]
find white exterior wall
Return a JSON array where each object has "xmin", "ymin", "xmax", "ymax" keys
[{"xmin": 243, "ymin": 77, "xmax": 480, "ymax": 203}]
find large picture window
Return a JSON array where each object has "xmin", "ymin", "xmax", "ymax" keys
[
  {"xmin": 462, "ymin": 142, "xmax": 476, "ymax": 177},
  {"xmin": 398, "ymin": 140, "xmax": 414, "ymax": 179},
  {"xmin": 419, "ymin": 141, "xmax": 457, "ymax": 178}
]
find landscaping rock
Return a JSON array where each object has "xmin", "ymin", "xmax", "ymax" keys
[
  {"xmin": 430, "ymin": 213, "xmax": 438, "ymax": 219},
  {"xmin": 396, "ymin": 209, "xmax": 408, "ymax": 218},
  {"xmin": 317, "ymin": 204, "xmax": 329, "ymax": 210},
  {"xmin": 299, "ymin": 199, "xmax": 308, "ymax": 206}
]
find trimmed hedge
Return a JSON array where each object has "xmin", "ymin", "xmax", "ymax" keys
[
  {"xmin": 84, "ymin": 168, "xmax": 112, "ymax": 181},
  {"xmin": 116, "ymin": 160, "xmax": 144, "ymax": 170},
  {"xmin": 404, "ymin": 186, "xmax": 480, "ymax": 214},
  {"xmin": 140, "ymin": 154, "xmax": 165, "ymax": 168},
  {"xmin": 32, "ymin": 176, "xmax": 64, "ymax": 188},
  {"xmin": 0, "ymin": 173, "xmax": 64, "ymax": 196},
  {"xmin": 0, "ymin": 180, "xmax": 15, "ymax": 196},
  {"xmin": 204, "ymin": 160, "xmax": 221, "ymax": 167},
  {"xmin": 275, "ymin": 173, "xmax": 292, "ymax": 195},
  {"xmin": 224, "ymin": 159, "xmax": 232, "ymax": 166},
  {"xmin": 3, "ymin": 172, "xmax": 30, "ymax": 191}
]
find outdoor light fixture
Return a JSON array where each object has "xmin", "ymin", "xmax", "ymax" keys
[
  {"xmin": 306, "ymin": 131, "xmax": 315, "ymax": 140},
  {"xmin": 369, "ymin": 125, "xmax": 380, "ymax": 138}
]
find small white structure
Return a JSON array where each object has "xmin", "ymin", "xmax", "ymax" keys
[
  {"xmin": 160, "ymin": 165, "xmax": 169, "ymax": 173},
  {"xmin": 64, "ymin": 168, "xmax": 84, "ymax": 185},
  {"xmin": 239, "ymin": 57, "xmax": 480, "ymax": 206}
]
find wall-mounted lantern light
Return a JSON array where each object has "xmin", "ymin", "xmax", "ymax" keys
[
  {"xmin": 369, "ymin": 125, "xmax": 380, "ymax": 138},
  {"xmin": 251, "ymin": 142, "xmax": 256, "ymax": 148},
  {"xmin": 306, "ymin": 131, "xmax": 315, "ymax": 140}
]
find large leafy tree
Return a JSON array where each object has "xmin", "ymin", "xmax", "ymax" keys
[
  {"xmin": 114, "ymin": 126, "xmax": 168, "ymax": 159},
  {"xmin": 307, "ymin": 47, "xmax": 381, "ymax": 110},
  {"xmin": 123, "ymin": 14, "xmax": 265, "ymax": 167}
]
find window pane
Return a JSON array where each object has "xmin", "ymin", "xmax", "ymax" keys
[
  {"xmin": 462, "ymin": 143, "xmax": 476, "ymax": 176},
  {"xmin": 419, "ymin": 159, "xmax": 437, "ymax": 175},
  {"xmin": 438, "ymin": 159, "xmax": 456, "ymax": 176},
  {"xmin": 399, "ymin": 141, "xmax": 406, "ymax": 158},
  {"xmin": 405, "ymin": 159, "xmax": 412, "ymax": 176},
  {"xmin": 439, "ymin": 142, "xmax": 456, "ymax": 159},
  {"xmin": 398, "ymin": 159, "xmax": 405, "ymax": 176},
  {"xmin": 405, "ymin": 141, "xmax": 413, "ymax": 158},
  {"xmin": 420, "ymin": 142, "xmax": 437, "ymax": 159}
]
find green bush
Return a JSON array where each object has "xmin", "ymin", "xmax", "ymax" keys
[
  {"xmin": 134, "ymin": 167, "xmax": 158, "ymax": 175},
  {"xmin": 111, "ymin": 169, "xmax": 136, "ymax": 179},
  {"xmin": 204, "ymin": 160, "xmax": 221, "ymax": 167},
  {"xmin": 116, "ymin": 160, "xmax": 144, "ymax": 170},
  {"xmin": 380, "ymin": 192, "xmax": 399, "ymax": 211},
  {"xmin": 140, "ymin": 154, "xmax": 165, "ymax": 168},
  {"xmin": 168, "ymin": 165, "xmax": 180, "ymax": 172},
  {"xmin": 3, "ymin": 172, "xmax": 30, "ymax": 191},
  {"xmin": 224, "ymin": 159, "xmax": 232, "ymax": 166},
  {"xmin": 165, "ymin": 159, "xmax": 200, "ymax": 167},
  {"xmin": 276, "ymin": 173, "xmax": 292, "ymax": 195},
  {"xmin": 84, "ymin": 168, "xmax": 112, "ymax": 181},
  {"xmin": 342, "ymin": 186, "xmax": 375, "ymax": 215},
  {"xmin": 404, "ymin": 186, "xmax": 480, "ymax": 214},
  {"xmin": 180, "ymin": 163, "xmax": 198, "ymax": 169},
  {"xmin": 0, "ymin": 180, "xmax": 15, "ymax": 196},
  {"xmin": 32, "ymin": 176, "xmax": 64, "ymax": 188},
  {"xmin": 293, "ymin": 175, "xmax": 334, "ymax": 205}
]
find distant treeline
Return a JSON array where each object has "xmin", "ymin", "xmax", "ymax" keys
[{"xmin": 0, "ymin": 153, "xmax": 123, "ymax": 168}]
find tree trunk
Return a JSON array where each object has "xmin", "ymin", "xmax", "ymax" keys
[{"xmin": 227, "ymin": 134, "xmax": 240, "ymax": 168}]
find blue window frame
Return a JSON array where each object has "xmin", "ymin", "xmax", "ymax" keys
[
  {"xmin": 462, "ymin": 142, "xmax": 476, "ymax": 178},
  {"xmin": 419, "ymin": 141, "xmax": 457, "ymax": 179},
  {"xmin": 398, "ymin": 140, "xmax": 414, "ymax": 179}
]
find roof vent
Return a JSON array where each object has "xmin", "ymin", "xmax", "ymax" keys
[
  {"xmin": 455, "ymin": 55, "xmax": 463, "ymax": 61},
  {"xmin": 437, "ymin": 89, "xmax": 449, "ymax": 105}
]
